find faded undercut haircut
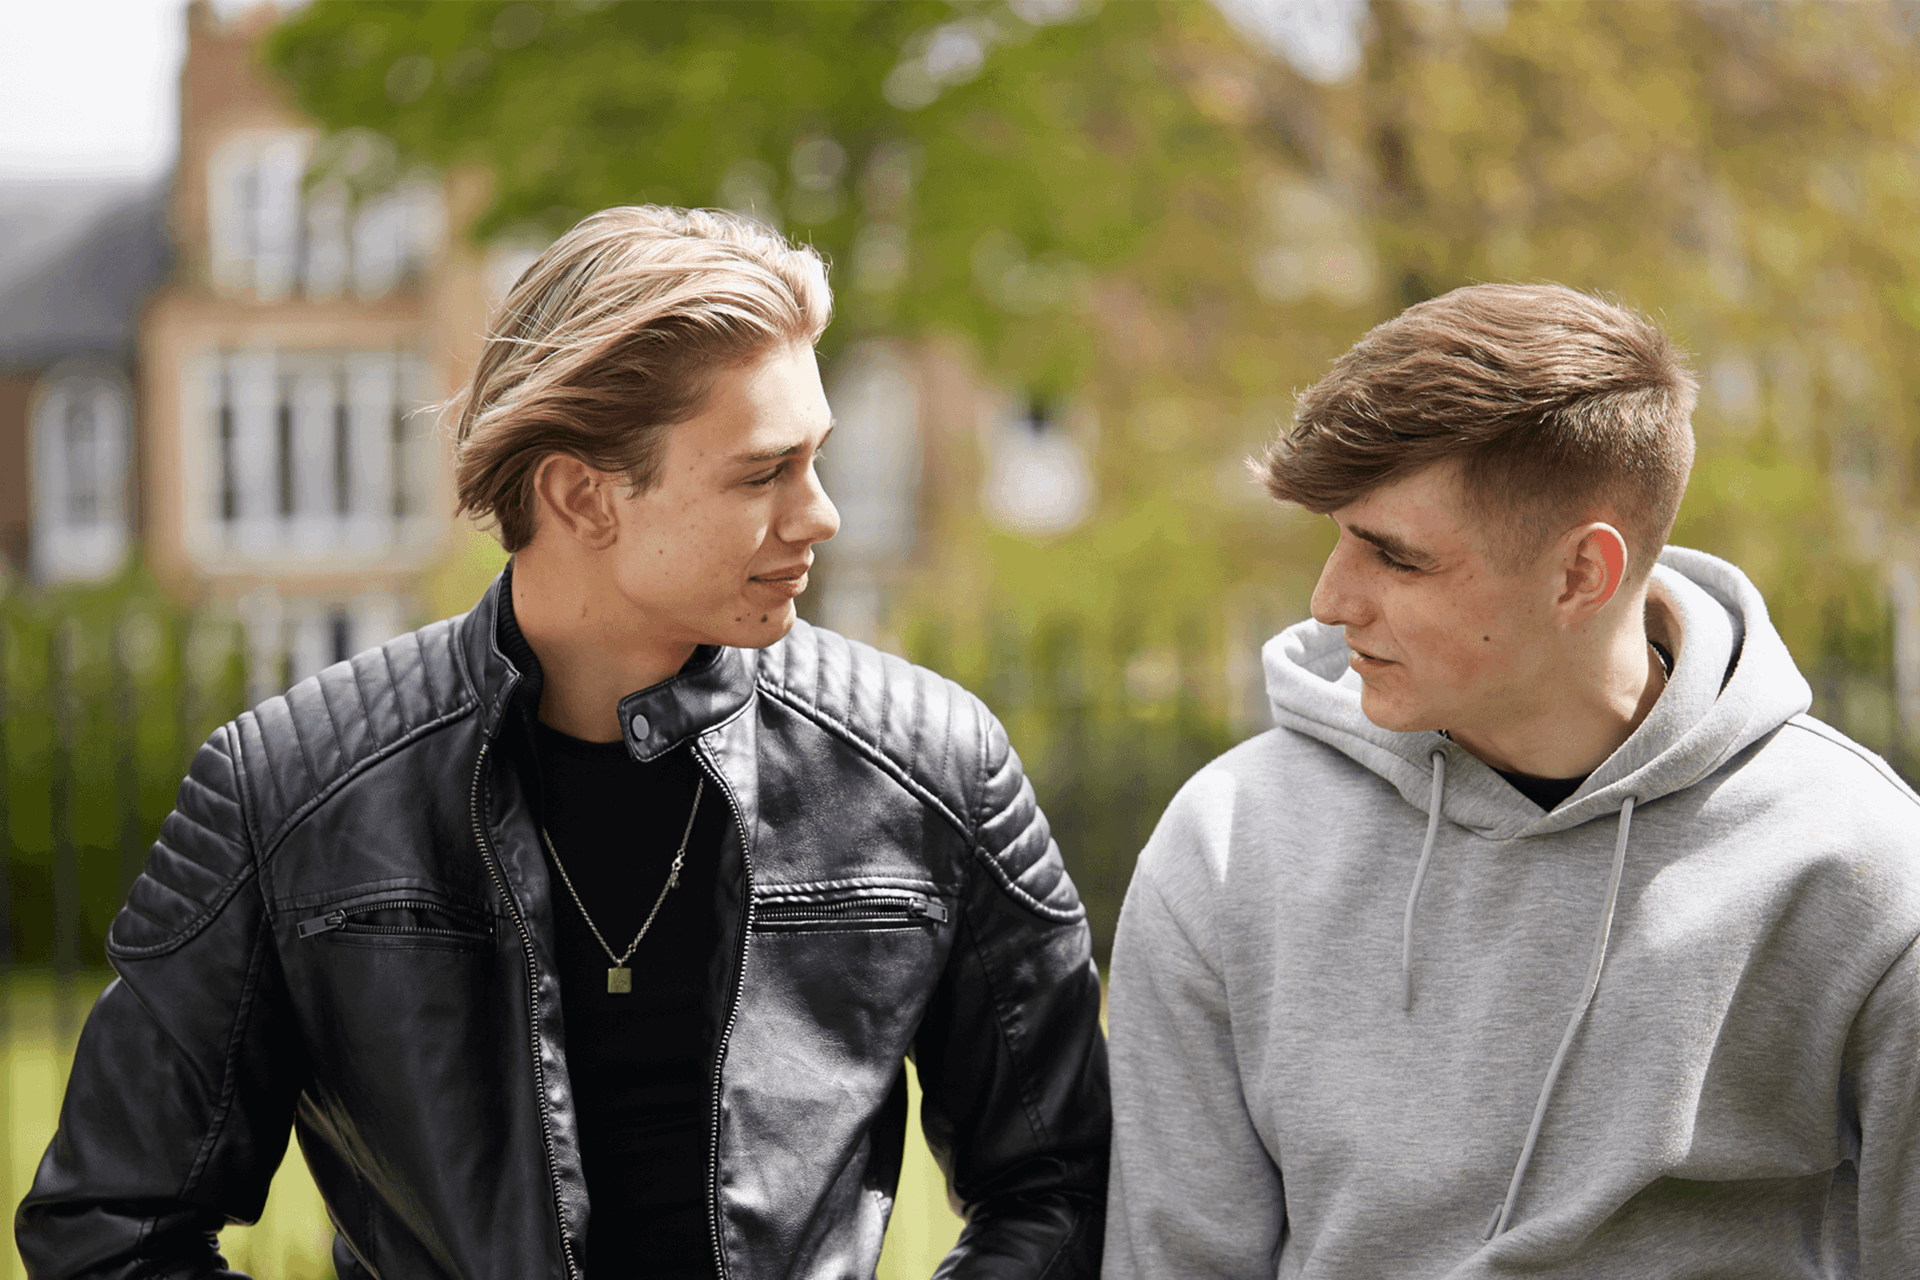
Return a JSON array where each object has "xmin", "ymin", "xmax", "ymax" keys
[
  {"xmin": 1257, "ymin": 283, "xmax": 1697, "ymax": 577},
  {"xmin": 448, "ymin": 205, "xmax": 832, "ymax": 552}
]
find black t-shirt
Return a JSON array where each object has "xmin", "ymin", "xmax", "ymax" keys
[
  {"xmin": 532, "ymin": 721, "xmax": 725, "ymax": 1277},
  {"xmin": 1494, "ymin": 767, "xmax": 1588, "ymax": 811}
]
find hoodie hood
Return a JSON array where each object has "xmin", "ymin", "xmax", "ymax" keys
[{"xmin": 1264, "ymin": 546, "xmax": 1813, "ymax": 840}]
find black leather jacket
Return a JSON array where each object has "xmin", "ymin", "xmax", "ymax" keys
[{"xmin": 17, "ymin": 573, "xmax": 1109, "ymax": 1278}]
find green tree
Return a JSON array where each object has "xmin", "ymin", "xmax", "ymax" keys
[{"xmin": 266, "ymin": 0, "xmax": 1262, "ymax": 396}]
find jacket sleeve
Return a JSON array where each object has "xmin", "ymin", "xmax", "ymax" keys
[
  {"xmin": 1847, "ymin": 931, "xmax": 1920, "ymax": 1274},
  {"xmin": 15, "ymin": 724, "xmax": 301, "ymax": 1278},
  {"xmin": 1102, "ymin": 774, "xmax": 1285, "ymax": 1279},
  {"xmin": 911, "ymin": 703, "xmax": 1110, "ymax": 1280}
]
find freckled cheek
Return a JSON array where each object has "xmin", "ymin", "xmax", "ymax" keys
[{"xmin": 1401, "ymin": 609, "xmax": 1498, "ymax": 685}]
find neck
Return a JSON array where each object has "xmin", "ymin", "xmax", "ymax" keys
[
  {"xmin": 1450, "ymin": 596, "xmax": 1665, "ymax": 779},
  {"xmin": 510, "ymin": 548, "xmax": 697, "ymax": 743}
]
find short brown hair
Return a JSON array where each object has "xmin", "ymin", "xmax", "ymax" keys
[
  {"xmin": 448, "ymin": 205, "xmax": 832, "ymax": 551},
  {"xmin": 1256, "ymin": 283, "xmax": 1696, "ymax": 575}
]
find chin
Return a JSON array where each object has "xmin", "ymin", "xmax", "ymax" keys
[
  {"xmin": 1357, "ymin": 688, "xmax": 1435, "ymax": 735},
  {"xmin": 717, "ymin": 601, "xmax": 798, "ymax": 650}
]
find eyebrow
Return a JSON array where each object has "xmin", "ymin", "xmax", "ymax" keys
[
  {"xmin": 728, "ymin": 420, "xmax": 835, "ymax": 466},
  {"xmin": 1347, "ymin": 522, "xmax": 1436, "ymax": 568}
]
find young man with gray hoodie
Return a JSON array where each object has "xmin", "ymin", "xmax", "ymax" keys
[{"xmin": 1104, "ymin": 283, "xmax": 1920, "ymax": 1277}]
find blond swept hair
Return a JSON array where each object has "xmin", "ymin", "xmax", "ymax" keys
[
  {"xmin": 448, "ymin": 205, "xmax": 833, "ymax": 551},
  {"xmin": 1258, "ymin": 284, "xmax": 1696, "ymax": 576}
]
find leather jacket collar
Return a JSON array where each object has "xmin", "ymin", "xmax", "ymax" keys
[{"xmin": 462, "ymin": 561, "xmax": 758, "ymax": 760}]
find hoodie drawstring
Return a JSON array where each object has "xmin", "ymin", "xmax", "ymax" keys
[
  {"xmin": 1401, "ymin": 749, "xmax": 1447, "ymax": 1011},
  {"xmin": 1484, "ymin": 794, "xmax": 1638, "ymax": 1240}
]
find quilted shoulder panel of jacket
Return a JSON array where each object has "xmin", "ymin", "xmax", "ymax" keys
[
  {"xmin": 109, "ymin": 617, "xmax": 478, "ymax": 957},
  {"xmin": 752, "ymin": 620, "xmax": 1082, "ymax": 922}
]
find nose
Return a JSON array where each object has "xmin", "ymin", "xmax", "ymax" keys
[
  {"xmin": 779, "ymin": 456, "xmax": 840, "ymax": 547},
  {"xmin": 1310, "ymin": 535, "xmax": 1366, "ymax": 629}
]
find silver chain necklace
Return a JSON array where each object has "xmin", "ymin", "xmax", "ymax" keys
[{"xmin": 540, "ymin": 776, "xmax": 704, "ymax": 995}]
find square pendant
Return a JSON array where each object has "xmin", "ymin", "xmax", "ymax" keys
[{"xmin": 607, "ymin": 967, "xmax": 632, "ymax": 994}]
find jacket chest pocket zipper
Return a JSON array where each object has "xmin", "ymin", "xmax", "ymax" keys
[
  {"xmin": 297, "ymin": 898, "xmax": 494, "ymax": 943},
  {"xmin": 753, "ymin": 892, "xmax": 950, "ymax": 934}
]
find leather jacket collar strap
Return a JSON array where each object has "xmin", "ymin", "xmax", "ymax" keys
[
  {"xmin": 462, "ymin": 563, "xmax": 757, "ymax": 755},
  {"xmin": 616, "ymin": 644, "xmax": 753, "ymax": 761},
  {"xmin": 463, "ymin": 563, "xmax": 527, "ymax": 743}
]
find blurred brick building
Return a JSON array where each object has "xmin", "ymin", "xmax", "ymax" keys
[
  {"xmin": 0, "ymin": 0, "xmax": 499, "ymax": 703},
  {"xmin": 147, "ymin": 0, "xmax": 500, "ymax": 701},
  {"xmin": 0, "ymin": 182, "xmax": 170, "ymax": 588}
]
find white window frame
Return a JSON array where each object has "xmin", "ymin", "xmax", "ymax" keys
[
  {"xmin": 181, "ymin": 347, "xmax": 440, "ymax": 572},
  {"xmin": 30, "ymin": 365, "xmax": 133, "ymax": 583},
  {"xmin": 208, "ymin": 130, "xmax": 445, "ymax": 302}
]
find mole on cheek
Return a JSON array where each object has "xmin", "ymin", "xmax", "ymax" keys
[
  {"xmin": 1483, "ymin": 635, "xmax": 1491, "ymax": 642},
  {"xmin": 760, "ymin": 613, "xmax": 769, "ymax": 623}
]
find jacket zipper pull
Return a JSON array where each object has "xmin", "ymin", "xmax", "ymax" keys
[
  {"xmin": 909, "ymin": 896, "xmax": 950, "ymax": 924},
  {"xmin": 297, "ymin": 909, "xmax": 348, "ymax": 938}
]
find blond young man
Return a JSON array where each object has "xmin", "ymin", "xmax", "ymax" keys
[
  {"xmin": 1105, "ymin": 285, "xmax": 1920, "ymax": 1277},
  {"xmin": 21, "ymin": 208, "xmax": 1109, "ymax": 1278}
]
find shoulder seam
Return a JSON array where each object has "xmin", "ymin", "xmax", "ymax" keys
[
  {"xmin": 257, "ymin": 701, "xmax": 477, "ymax": 862},
  {"xmin": 754, "ymin": 675, "xmax": 1080, "ymax": 922},
  {"xmin": 1779, "ymin": 717, "xmax": 1920, "ymax": 813},
  {"xmin": 754, "ymin": 675, "xmax": 971, "ymax": 842}
]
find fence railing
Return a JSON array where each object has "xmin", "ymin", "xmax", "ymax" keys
[{"xmin": 1, "ymin": 578, "xmax": 249, "ymax": 976}]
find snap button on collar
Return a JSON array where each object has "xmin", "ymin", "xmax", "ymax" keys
[{"xmin": 628, "ymin": 712, "xmax": 651, "ymax": 743}]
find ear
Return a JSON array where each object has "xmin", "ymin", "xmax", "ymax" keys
[
  {"xmin": 1554, "ymin": 522, "xmax": 1629, "ymax": 622},
  {"xmin": 530, "ymin": 454, "xmax": 621, "ymax": 551}
]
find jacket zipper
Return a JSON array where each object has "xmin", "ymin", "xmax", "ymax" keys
[
  {"xmin": 295, "ymin": 899, "xmax": 492, "ymax": 940},
  {"xmin": 469, "ymin": 741, "xmax": 583, "ymax": 1280},
  {"xmin": 753, "ymin": 893, "xmax": 949, "ymax": 929},
  {"xmin": 696, "ymin": 741, "xmax": 751, "ymax": 1280}
]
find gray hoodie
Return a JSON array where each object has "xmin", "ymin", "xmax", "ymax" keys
[{"xmin": 1105, "ymin": 548, "xmax": 1920, "ymax": 1278}]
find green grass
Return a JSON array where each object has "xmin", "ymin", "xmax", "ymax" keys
[{"xmin": 4, "ymin": 970, "xmax": 961, "ymax": 1278}]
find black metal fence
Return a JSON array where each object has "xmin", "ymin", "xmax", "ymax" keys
[{"xmin": 0, "ymin": 580, "xmax": 248, "ymax": 986}]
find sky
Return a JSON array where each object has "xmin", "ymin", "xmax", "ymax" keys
[{"xmin": 0, "ymin": 0, "xmax": 274, "ymax": 183}]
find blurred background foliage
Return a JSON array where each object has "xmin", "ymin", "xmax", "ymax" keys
[{"xmin": 266, "ymin": 0, "xmax": 1261, "ymax": 399}]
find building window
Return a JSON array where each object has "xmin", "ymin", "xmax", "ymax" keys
[
  {"xmin": 209, "ymin": 131, "xmax": 444, "ymax": 302},
  {"xmin": 194, "ymin": 349, "xmax": 434, "ymax": 564},
  {"xmin": 31, "ymin": 367, "xmax": 132, "ymax": 583}
]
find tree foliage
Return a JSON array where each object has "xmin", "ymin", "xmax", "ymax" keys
[{"xmin": 265, "ymin": 0, "xmax": 1260, "ymax": 396}]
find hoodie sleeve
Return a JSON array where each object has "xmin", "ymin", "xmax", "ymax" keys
[
  {"xmin": 1847, "ymin": 931, "xmax": 1920, "ymax": 1273},
  {"xmin": 1104, "ymin": 776, "xmax": 1284, "ymax": 1279}
]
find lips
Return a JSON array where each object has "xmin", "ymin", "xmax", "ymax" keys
[
  {"xmin": 1347, "ymin": 640, "xmax": 1394, "ymax": 668},
  {"xmin": 750, "ymin": 562, "xmax": 812, "ymax": 597}
]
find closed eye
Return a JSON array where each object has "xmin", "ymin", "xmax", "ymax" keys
[
  {"xmin": 743, "ymin": 450, "xmax": 823, "ymax": 489},
  {"xmin": 1373, "ymin": 546, "xmax": 1419, "ymax": 574}
]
